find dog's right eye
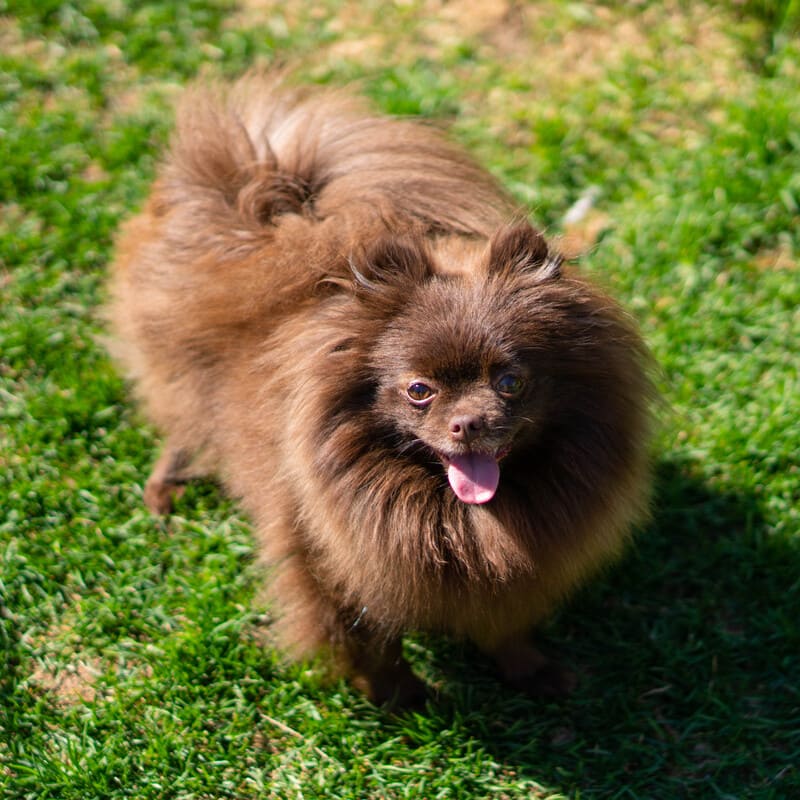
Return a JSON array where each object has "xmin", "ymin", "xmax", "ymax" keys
[
  {"xmin": 406, "ymin": 382, "xmax": 436, "ymax": 406},
  {"xmin": 495, "ymin": 372, "xmax": 525, "ymax": 398}
]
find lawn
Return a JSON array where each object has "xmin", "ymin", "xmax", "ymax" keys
[{"xmin": 1, "ymin": 1, "xmax": 799, "ymax": 797}]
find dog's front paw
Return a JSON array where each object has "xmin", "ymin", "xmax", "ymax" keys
[
  {"xmin": 353, "ymin": 663, "xmax": 428, "ymax": 710},
  {"xmin": 143, "ymin": 476, "xmax": 185, "ymax": 515}
]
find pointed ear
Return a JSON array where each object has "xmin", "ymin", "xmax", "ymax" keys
[
  {"xmin": 488, "ymin": 222, "xmax": 562, "ymax": 281},
  {"xmin": 349, "ymin": 234, "xmax": 434, "ymax": 295}
]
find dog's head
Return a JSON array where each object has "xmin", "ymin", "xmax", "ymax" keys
[{"xmin": 354, "ymin": 223, "xmax": 585, "ymax": 504}]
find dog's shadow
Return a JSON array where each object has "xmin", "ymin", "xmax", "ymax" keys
[{"xmin": 395, "ymin": 457, "xmax": 799, "ymax": 796}]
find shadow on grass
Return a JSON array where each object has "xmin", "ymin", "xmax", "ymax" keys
[{"xmin": 402, "ymin": 458, "xmax": 799, "ymax": 797}]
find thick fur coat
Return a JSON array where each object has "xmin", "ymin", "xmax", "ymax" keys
[{"xmin": 107, "ymin": 73, "xmax": 654, "ymax": 704}]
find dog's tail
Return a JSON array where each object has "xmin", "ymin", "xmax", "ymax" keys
[
  {"xmin": 108, "ymin": 75, "xmax": 349, "ymax": 363},
  {"xmin": 161, "ymin": 70, "xmax": 512, "ymax": 242},
  {"xmin": 155, "ymin": 72, "xmax": 323, "ymax": 244}
]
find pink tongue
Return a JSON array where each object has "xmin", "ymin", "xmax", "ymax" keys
[{"xmin": 447, "ymin": 453, "xmax": 500, "ymax": 504}]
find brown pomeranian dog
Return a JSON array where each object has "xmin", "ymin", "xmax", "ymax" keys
[{"xmin": 107, "ymin": 72, "xmax": 654, "ymax": 705}]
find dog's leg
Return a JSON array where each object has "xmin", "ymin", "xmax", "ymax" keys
[
  {"xmin": 143, "ymin": 445, "xmax": 193, "ymax": 515},
  {"xmin": 486, "ymin": 636, "xmax": 576, "ymax": 697},
  {"xmin": 268, "ymin": 559, "xmax": 427, "ymax": 708},
  {"xmin": 343, "ymin": 629, "xmax": 427, "ymax": 709}
]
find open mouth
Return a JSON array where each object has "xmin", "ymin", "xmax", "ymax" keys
[{"xmin": 438, "ymin": 447, "xmax": 510, "ymax": 505}]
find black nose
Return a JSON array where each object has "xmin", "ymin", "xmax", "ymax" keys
[{"xmin": 449, "ymin": 414, "xmax": 484, "ymax": 443}]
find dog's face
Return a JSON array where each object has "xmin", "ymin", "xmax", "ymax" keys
[
  {"xmin": 381, "ymin": 361, "xmax": 538, "ymax": 505},
  {"xmin": 361, "ymin": 224, "xmax": 562, "ymax": 504}
]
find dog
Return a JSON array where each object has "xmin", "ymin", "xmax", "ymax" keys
[{"xmin": 107, "ymin": 72, "xmax": 654, "ymax": 705}]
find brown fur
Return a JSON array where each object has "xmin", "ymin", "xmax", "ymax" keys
[{"xmin": 107, "ymin": 72, "xmax": 655, "ymax": 705}]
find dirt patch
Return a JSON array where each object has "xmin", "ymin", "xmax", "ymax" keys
[
  {"xmin": 422, "ymin": 0, "xmax": 512, "ymax": 45},
  {"xmin": 755, "ymin": 240, "xmax": 797, "ymax": 271},
  {"xmin": 327, "ymin": 32, "xmax": 387, "ymax": 61},
  {"xmin": 538, "ymin": 15, "xmax": 648, "ymax": 84},
  {"xmin": 30, "ymin": 658, "xmax": 103, "ymax": 707},
  {"xmin": 225, "ymin": 0, "xmax": 308, "ymax": 34},
  {"xmin": 225, "ymin": 0, "xmax": 751, "ymax": 120},
  {"xmin": 0, "ymin": 18, "xmax": 58, "ymax": 63}
]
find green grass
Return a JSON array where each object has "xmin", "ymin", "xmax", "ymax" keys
[{"xmin": 2, "ymin": 1, "xmax": 799, "ymax": 797}]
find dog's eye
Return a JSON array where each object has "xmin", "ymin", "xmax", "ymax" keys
[
  {"xmin": 495, "ymin": 373, "xmax": 525, "ymax": 398},
  {"xmin": 406, "ymin": 382, "xmax": 436, "ymax": 406}
]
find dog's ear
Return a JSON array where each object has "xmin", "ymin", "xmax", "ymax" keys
[
  {"xmin": 349, "ymin": 234, "xmax": 435, "ymax": 296},
  {"xmin": 488, "ymin": 222, "xmax": 562, "ymax": 282}
]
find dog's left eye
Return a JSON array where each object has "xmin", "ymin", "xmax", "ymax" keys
[
  {"xmin": 406, "ymin": 382, "xmax": 436, "ymax": 406},
  {"xmin": 495, "ymin": 373, "xmax": 525, "ymax": 398}
]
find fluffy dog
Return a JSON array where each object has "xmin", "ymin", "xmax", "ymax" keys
[{"xmin": 107, "ymin": 72, "xmax": 654, "ymax": 705}]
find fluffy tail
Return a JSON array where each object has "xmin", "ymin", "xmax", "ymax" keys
[
  {"xmin": 155, "ymin": 73, "xmax": 326, "ymax": 243},
  {"xmin": 157, "ymin": 69, "xmax": 514, "ymax": 251}
]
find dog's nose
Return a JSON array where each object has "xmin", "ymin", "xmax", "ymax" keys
[{"xmin": 449, "ymin": 414, "xmax": 484, "ymax": 443}]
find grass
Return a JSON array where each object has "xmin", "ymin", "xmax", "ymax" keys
[{"xmin": 1, "ymin": 0, "xmax": 799, "ymax": 797}]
